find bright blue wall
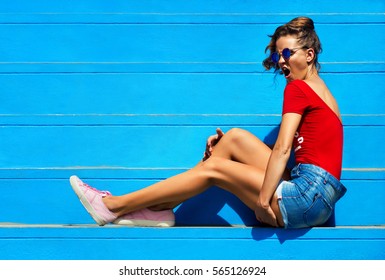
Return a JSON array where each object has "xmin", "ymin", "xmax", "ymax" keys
[{"xmin": 0, "ymin": 0, "xmax": 384, "ymax": 228}]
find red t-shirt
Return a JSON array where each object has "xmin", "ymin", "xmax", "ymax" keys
[{"xmin": 282, "ymin": 80, "xmax": 343, "ymax": 179}]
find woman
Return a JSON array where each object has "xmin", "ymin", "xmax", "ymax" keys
[{"xmin": 70, "ymin": 17, "xmax": 346, "ymax": 229}]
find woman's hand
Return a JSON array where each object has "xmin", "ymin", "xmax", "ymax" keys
[
  {"xmin": 255, "ymin": 199, "xmax": 278, "ymax": 227},
  {"xmin": 202, "ymin": 128, "xmax": 224, "ymax": 161}
]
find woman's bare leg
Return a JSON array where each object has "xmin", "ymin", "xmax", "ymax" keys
[
  {"xmin": 102, "ymin": 128, "xmax": 285, "ymax": 226},
  {"xmin": 106, "ymin": 128, "xmax": 273, "ymax": 211},
  {"xmin": 104, "ymin": 156, "xmax": 284, "ymax": 226},
  {"xmin": 211, "ymin": 128, "xmax": 291, "ymax": 178},
  {"xmin": 148, "ymin": 128, "xmax": 275, "ymax": 210},
  {"xmin": 210, "ymin": 128, "xmax": 272, "ymax": 169},
  {"xmin": 150, "ymin": 128, "xmax": 289, "ymax": 210}
]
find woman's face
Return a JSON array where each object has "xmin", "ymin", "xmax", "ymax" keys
[{"xmin": 275, "ymin": 35, "xmax": 313, "ymax": 82}]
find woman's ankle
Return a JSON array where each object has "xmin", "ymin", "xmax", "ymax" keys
[{"xmin": 102, "ymin": 196, "xmax": 120, "ymax": 214}]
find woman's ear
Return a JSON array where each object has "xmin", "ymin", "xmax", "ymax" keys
[{"xmin": 306, "ymin": 48, "xmax": 315, "ymax": 63}]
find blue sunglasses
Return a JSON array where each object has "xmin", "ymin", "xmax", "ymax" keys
[{"xmin": 271, "ymin": 48, "xmax": 303, "ymax": 64}]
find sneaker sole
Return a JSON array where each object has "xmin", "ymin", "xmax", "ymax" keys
[
  {"xmin": 113, "ymin": 219, "xmax": 175, "ymax": 227},
  {"xmin": 69, "ymin": 175, "xmax": 107, "ymax": 226}
]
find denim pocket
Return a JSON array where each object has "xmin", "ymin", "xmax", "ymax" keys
[{"xmin": 304, "ymin": 193, "xmax": 333, "ymax": 227}]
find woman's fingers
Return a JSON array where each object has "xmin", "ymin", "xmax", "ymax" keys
[
  {"xmin": 203, "ymin": 128, "xmax": 224, "ymax": 160},
  {"xmin": 216, "ymin": 128, "xmax": 224, "ymax": 138}
]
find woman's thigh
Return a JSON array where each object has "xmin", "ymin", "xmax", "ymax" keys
[
  {"xmin": 212, "ymin": 128, "xmax": 272, "ymax": 171},
  {"xmin": 203, "ymin": 157, "xmax": 284, "ymax": 226}
]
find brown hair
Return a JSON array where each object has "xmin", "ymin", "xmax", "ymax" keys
[{"xmin": 262, "ymin": 17, "xmax": 322, "ymax": 73}]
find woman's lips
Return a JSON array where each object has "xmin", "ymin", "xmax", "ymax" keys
[{"xmin": 282, "ymin": 67, "xmax": 291, "ymax": 77}]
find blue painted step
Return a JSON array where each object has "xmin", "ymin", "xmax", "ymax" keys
[{"xmin": 1, "ymin": 225, "xmax": 384, "ymax": 260}]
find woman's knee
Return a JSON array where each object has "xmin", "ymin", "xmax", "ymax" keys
[
  {"xmin": 226, "ymin": 128, "xmax": 257, "ymax": 141},
  {"xmin": 225, "ymin": 127, "xmax": 245, "ymax": 140},
  {"xmin": 224, "ymin": 128, "xmax": 262, "ymax": 149},
  {"xmin": 199, "ymin": 156, "xmax": 228, "ymax": 185}
]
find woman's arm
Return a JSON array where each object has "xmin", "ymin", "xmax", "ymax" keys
[{"xmin": 255, "ymin": 113, "xmax": 302, "ymax": 225}]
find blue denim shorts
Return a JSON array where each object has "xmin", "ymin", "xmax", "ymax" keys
[{"xmin": 275, "ymin": 164, "xmax": 347, "ymax": 229}]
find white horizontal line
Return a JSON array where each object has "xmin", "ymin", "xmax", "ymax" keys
[
  {"xmin": 0, "ymin": 113, "xmax": 384, "ymax": 117},
  {"xmin": 0, "ymin": 12, "xmax": 384, "ymax": 16},
  {"xmin": 0, "ymin": 61, "xmax": 383, "ymax": 65}
]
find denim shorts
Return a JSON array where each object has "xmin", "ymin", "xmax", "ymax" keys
[{"xmin": 275, "ymin": 163, "xmax": 347, "ymax": 229}]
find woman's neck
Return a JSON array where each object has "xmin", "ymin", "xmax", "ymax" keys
[{"xmin": 304, "ymin": 66, "xmax": 319, "ymax": 81}]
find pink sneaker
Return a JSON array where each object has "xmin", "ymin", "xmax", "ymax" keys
[
  {"xmin": 69, "ymin": 175, "xmax": 117, "ymax": 226},
  {"xmin": 113, "ymin": 208, "xmax": 175, "ymax": 227}
]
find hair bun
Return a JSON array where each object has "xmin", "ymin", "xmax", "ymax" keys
[{"xmin": 290, "ymin": 17, "xmax": 315, "ymax": 31}]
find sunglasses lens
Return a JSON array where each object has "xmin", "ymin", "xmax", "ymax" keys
[
  {"xmin": 271, "ymin": 48, "xmax": 294, "ymax": 64},
  {"xmin": 271, "ymin": 52, "xmax": 279, "ymax": 64},
  {"xmin": 282, "ymin": 48, "xmax": 291, "ymax": 59}
]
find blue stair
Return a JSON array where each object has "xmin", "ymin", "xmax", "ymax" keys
[{"xmin": 0, "ymin": 0, "xmax": 384, "ymax": 260}]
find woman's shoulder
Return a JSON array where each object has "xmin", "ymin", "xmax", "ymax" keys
[
  {"xmin": 288, "ymin": 78, "xmax": 328, "ymax": 97},
  {"xmin": 284, "ymin": 80, "xmax": 307, "ymax": 97},
  {"xmin": 288, "ymin": 79, "xmax": 315, "ymax": 90}
]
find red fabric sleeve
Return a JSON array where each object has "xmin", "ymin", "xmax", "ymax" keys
[{"xmin": 282, "ymin": 81, "xmax": 309, "ymax": 115}]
